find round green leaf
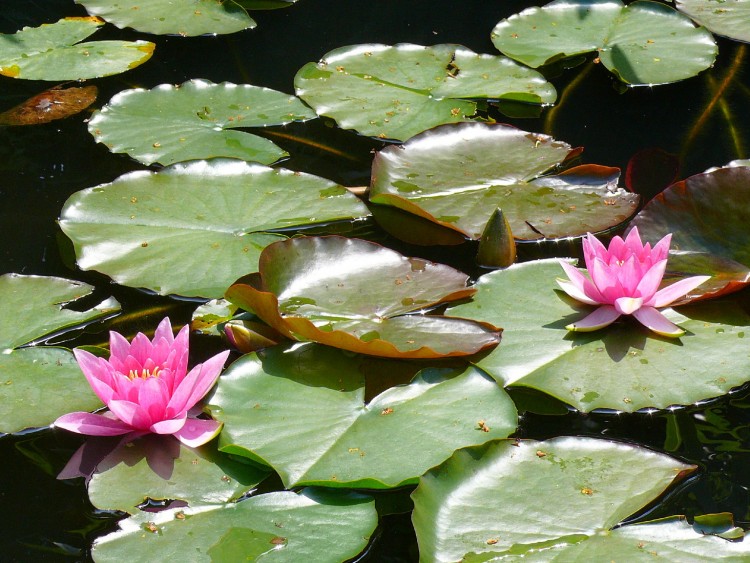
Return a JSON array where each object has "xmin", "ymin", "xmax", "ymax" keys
[
  {"xmin": 59, "ymin": 160, "xmax": 370, "ymax": 298},
  {"xmin": 491, "ymin": 0, "xmax": 717, "ymax": 85},
  {"xmin": 676, "ymin": 0, "xmax": 750, "ymax": 43},
  {"xmin": 88, "ymin": 435, "xmax": 270, "ymax": 513},
  {"xmin": 446, "ymin": 259, "xmax": 750, "ymax": 412},
  {"xmin": 88, "ymin": 80, "xmax": 316, "ymax": 166},
  {"xmin": 630, "ymin": 166, "xmax": 750, "ymax": 300},
  {"xmin": 92, "ymin": 489, "xmax": 377, "ymax": 562},
  {"xmin": 225, "ymin": 236, "xmax": 502, "ymax": 358},
  {"xmin": 412, "ymin": 437, "xmax": 696, "ymax": 562},
  {"xmin": 0, "ymin": 17, "xmax": 154, "ymax": 80},
  {"xmin": 76, "ymin": 0, "xmax": 255, "ymax": 36},
  {"xmin": 295, "ymin": 43, "xmax": 556, "ymax": 141},
  {"xmin": 209, "ymin": 345, "xmax": 517, "ymax": 488},
  {"xmin": 370, "ymin": 123, "xmax": 638, "ymax": 240}
]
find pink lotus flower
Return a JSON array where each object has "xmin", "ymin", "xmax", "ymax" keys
[
  {"xmin": 557, "ymin": 228, "xmax": 710, "ymax": 337},
  {"xmin": 54, "ymin": 318, "xmax": 230, "ymax": 447}
]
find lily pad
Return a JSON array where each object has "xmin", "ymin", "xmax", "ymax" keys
[
  {"xmin": 92, "ymin": 489, "xmax": 377, "ymax": 562},
  {"xmin": 370, "ymin": 123, "xmax": 638, "ymax": 241},
  {"xmin": 0, "ymin": 274, "xmax": 120, "ymax": 433},
  {"xmin": 446, "ymin": 259, "xmax": 750, "ymax": 412},
  {"xmin": 59, "ymin": 160, "xmax": 370, "ymax": 298},
  {"xmin": 76, "ymin": 0, "xmax": 255, "ymax": 36},
  {"xmin": 88, "ymin": 435, "xmax": 270, "ymax": 513},
  {"xmin": 410, "ymin": 436, "xmax": 750, "ymax": 562},
  {"xmin": 88, "ymin": 79, "xmax": 316, "ymax": 166},
  {"xmin": 0, "ymin": 85, "xmax": 98, "ymax": 126},
  {"xmin": 491, "ymin": 0, "xmax": 717, "ymax": 85},
  {"xmin": 295, "ymin": 43, "xmax": 556, "ymax": 141},
  {"xmin": 630, "ymin": 166, "xmax": 750, "ymax": 300},
  {"xmin": 0, "ymin": 17, "xmax": 154, "ymax": 80},
  {"xmin": 225, "ymin": 236, "xmax": 502, "ymax": 358},
  {"xmin": 209, "ymin": 345, "xmax": 517, "ymax": 488},
  {"xmin": 676, "ymin": 0, "xmax": 750, "ymax": 43}
]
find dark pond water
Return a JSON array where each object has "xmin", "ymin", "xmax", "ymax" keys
[{"xmin": 1, "ymin": 0, "xmax": 750, "ymax": 560}]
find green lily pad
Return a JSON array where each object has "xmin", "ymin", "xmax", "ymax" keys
[
  {"xmin": 76, "ymin": 0, "xmax": 255, "ymax": 36},
  {"xmin": 88, "ymin": 79, "xmax": 316, "ymax": 166},
  {"xmin": 209, "ymin": 345, "xmax": 517, "ymax": 488},
  {"xmin": 92, "ymin": 488, "xmax": 377, "ymax": 562},
  {"xmin": 225, "ymin": 236, "xmax": 502, "ymax": 358},
  {"xmin": 0, "ymin": 274, "xmax": 120, "ymax": 433},
  {"xmin": 369, "ymin": 123, "xmax": 639, "ymax": 241},
  {"xmin": 410, "ymin": 437, "xmax": 750, "ymax": 562},
  {"xmin": 88, "ymin": 435, "xmax": 270, "ymax": 514},
  {"xmin": 0, "ymin": 17, "xmax": 154, "ymax": 80},
  {"xmin": 59, "ymin": 160, "xmax": 370, "ymax": 298},
  {"xmin": 446, "ymin": 259, "xmax": 750, "ymax": 412},
  {"xmin": 295, "ymin": 43, "xmax": 556, "ymax": 141},
  {"xmin": 676, "ymin": 0, "xmax": 750, "ymax": 43},
  {"xmin": 491, "ymin": 0, "xmax": 717, "ymax": 85},
  {"xmin": 630, "ymin": 166, "xmax": 750, "ymax": 300}
]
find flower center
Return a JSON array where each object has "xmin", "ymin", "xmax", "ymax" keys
[{"xmin": 127, "ymin": 366, "xmax": 161, "ymax": 380}]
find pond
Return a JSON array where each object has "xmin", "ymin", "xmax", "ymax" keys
[{"xmin": 1, "ymin": 0, "xmax": 750, "ymax": 560}]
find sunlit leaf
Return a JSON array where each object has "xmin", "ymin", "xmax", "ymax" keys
[
  {"xmin": 676, "ymin": 0, "xmax": 750, "ymax": 43},
  {"xmin": 0, "ymin": 17, "xmax": 154, "ymax": 80},
  {"xmin": 370, "ymin": 123, "xmax": 638, "ymax": 241},
  {"xmin": 59, "ymin": 160, "xmax": 370, "ymax": 298},
  {"xmin": 412, "ymin": 437, "xmax": 721, "ymax": 562},
  {"xmin": 630, "ymin": 166, "xmax": 750, "ymax": 300},
  {"xmin": 225, "ymin": 236, "xmax": 502, "ymax": 358},
  {"xmin": 0, "ymin": 274, "xmax": 120, "ymax": 433},
  {"xmin": 88, "ymin": 79, "xmax": 316, "ymax": 166},
  {"xmin": 0, "ymin": 85, "xmax": 97, "ymax": 126},
  {"xmin": 76, "ymin": 0, "xmax": 255, "ymax": 36},
  {"xmin": 209, "ymin": 345, "xmax": 517, "ymax": 488},
  {"xmin": 491, "ymin": 0, "xmax": 717, "ymax": 85},
  {"xmin": 88, "ymin": 435, "xmax": 270, "ymax": 513},
  {"xmin": 295, "ymin": 43, "xmax": 556, "ymax": 141},
  {"xmin": 92, "ymin": 489, "xmax": 377, "ymax": 562},
  {"xmin": 446, "ymin": 259, "xmax": 750, "ymax": 412}
]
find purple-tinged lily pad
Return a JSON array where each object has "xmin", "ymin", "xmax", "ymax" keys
[
  {"xmin": 225, "ymin": 236, "xmax": 502, "ymax": 358},
  {"xmin": 630, "ymin": 166, "xmax": 750, "ymax": 301},
  {"xmin": 370, "ymin": 122, "xmax": 638, "ymax": 242}
]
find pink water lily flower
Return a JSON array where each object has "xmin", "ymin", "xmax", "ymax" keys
[
  {"xmin": 54, "ymin": 318, "xmax": 230, "ymax": 448},
  {"xmin": 557, "ymin": 227, "xmax": 710, "ymax": 337}
]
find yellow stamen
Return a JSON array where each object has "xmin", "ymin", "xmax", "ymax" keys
[{"xmin": 127, "ymin": 366, "xmax": 161, "ymax": 380}]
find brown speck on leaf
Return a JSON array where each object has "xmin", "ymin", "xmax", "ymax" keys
[
  {"xmin": 486, "ymin": 538, "xmax": 499, "ymax": 545},
  {"xmin": 581, "ymin": 487, "xmax": 594, "ymax": 495},
  {"xmin": 271, "ymin": 536, "xmax": 286, "ymax": 545},
  {"xmin": 603, "ymin": 199, "xmax": 616, "ymax": 206},
  {"xmin": 175, "ymin": 511, "xmax": 185, "ymax": 520},
  {"xmin": 450, "ymin": 108, "xmax": 461, "ymax": 117},
  {"xmin": 511, "ymin": 33, "xmax": 519, "ymax": 38},
  {"xmin": 536, "ymin": 450, "xmax": 546, "ymax": 458},
  {"xmin": 152, "ymin": 142, "xmax": 161, "ymax": 148},
  {"xmin": 145, "ymin": 522, "xmax": 159, "ymax": 533},
  {"xmin": 623, "ymin": 397, "xmax": 632, "ymax": 404},
  {"xmin": 476, "ymin": 420, "xmax": 490, "ymax": 432},
  {"xmin": 191, "ymin": 459, "xmax": 199, "ymax": 465},
  {"xmin": 130, "ymin": 196, "xmax": 138, "ymax": 203},
  {"xmin": 221, "ymin": 475, "xmax": 231, "ymax": 482},
  {"xmin": 593, "ymin": 57, "xmax": 601, "ymax": 64},
  {"xmin": 336, "ymin": 66, "xmax": 345, "ymax": 72},
  {"xmin": 141, "ymin": 242, "xmax": 148, "ymax": 248}
]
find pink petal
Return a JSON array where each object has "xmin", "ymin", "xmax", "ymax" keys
[
  {"xmin": 167, "ymin": 350, "xmax": 229, "ymax": 415},
  {"xmin": 54, "ymin": 412, "xmax": 133, "ymax": 436},
  {"xmin": 129, "ymin": 333, "xmax": 154, "ymax": 365},
  {"xmin": 108, "ymin": 399, "xmax": 153, "ymax": 430},
  {"xmin": 73, "ymin": 349, "xmax": 116, "ymax": 404},
  {"xmin": 634, "ymin": 259, "xmax": 667, "ymax": 300},
  {"xmin": 138, "ymin": 376, "xmax": 170, "ymax": 422},
  {"xmin": 566, "ymin": 305, "xmax": 621, "ymax": 332},
  {"xmin": 632, "ymin": 307, "xmax": 685, "ymax": 337},
  {"xmin": 582, "ymin": 233, "xmax": 608, "ymax": 271},
  {"xmin": 624, "ymin": 226, "xmax": 644, "ymax": 253},
  {"xmin": 173, "ymin": 418, "xmax": 223, "ymax": 448},
  {"xmin": 150, "ymin": 413, "xmax": 188, "ymax": 435},
  {"xmin": 607, "ymin": 235, "xmax": 627, "ymax": 261},
  {"xmin": 614, "ymin": 296, "xmax": 643, "ymax": 315},
  {"xmin": 651, "ymin": 233, "xmax": 672, "ymax": 263},
  {"xmin": 109, "ymin": 330, "xmax": 132, "ymax": 362},
  {"xmin": 590, "ymin": 258, "xmax": 622, "ymax": 302},
  {"xmin": 153, "ymin": 317, "xmax": 175, "ymax": 345},
  {"xmin": 560, "ymin": 261, "xmax": 606, "ymax": 302},
  {"xmin": 557, "ymin": 278, "xmax": 599, "ymax": 305},
  {"xmin": 617, "ymin": 255, "xmax": 641, "ymax": 295},
  {"xmin": 650, "ymin": 275, "xmax": 711, "ymax": 308}
]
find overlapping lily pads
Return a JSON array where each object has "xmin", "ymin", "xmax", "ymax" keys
[
  {"xmin": 87, "ymin": 435, "xmax": 270, "ymax": 514},
  {"xmin": 676, "ymin": 0, "xmax": 750, "ymax": 43},
  {"xmin": 370, "ymin": 123, "xmax": 639, "ymax": 241},
  {"xmin": 630, "ymin": 166, "xmax": 750, "ymax": 300},
  {"xmin": 225, "ymin": 236, "xmax": 502, "ymax": 358},
  {"xmin": 491, "ymin": 0, "xmax": 718, "ymax": 85},
  {"xmin": 0, "ymin": 17, "xmax": 154, "ymax": 80},
  {"xmin": 76, "ymin": 0, "xmax": 256, "ymax": 36},
  {"xmin": 446, "ymin": 259, "xmax": 750, "ymax": 412},
  {"xmin": 59, "ymin": 160, "xmax": 369, "ymax": 298},
  {"xmin": 295, "ymin": 43, "xmax": 556, "ymax": 141},
  {"xmin": 92, "ymin": 488, "xmax": 377, "ymax": 562},
  {"xmin": 209, "ymin": 345, "xmax": 517, "ymax": 488},
  {"xmin": 0, "ymin": 274, "xmax": 119, "ymax": 433},
  {"xmin": 88, "ymin": 80, "xmax": 316, "ymax": 166},
  {"xmin": 412, "ymin": 437, "xmax": 750, "ymax": 562}
]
